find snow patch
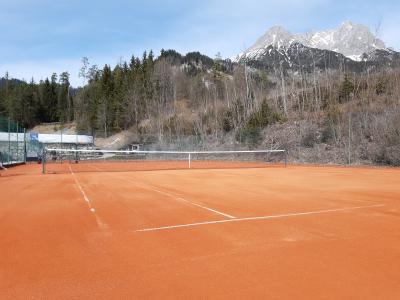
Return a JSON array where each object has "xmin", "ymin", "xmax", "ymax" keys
[{"xmin": 236, "ymin": 21, "xmax": 386, "ymax": 61}]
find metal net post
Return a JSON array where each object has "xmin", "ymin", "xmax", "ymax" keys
[
  {"xmin": 284, "ymin": 150, "xmax": 288, "ymax": 167},
  {"xmin": 42, "ymin": 149, "xmax": 46, "ymax": 174}
]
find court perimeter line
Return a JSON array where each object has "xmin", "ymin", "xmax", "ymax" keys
[
  {"xmin": 69, "ymin": 166, "xmax": 110, "ymax": 230},
  {"xmin": 87, "ymin": 164, "xmax": 235, "ymax": 219},
  {"xmin": 135, "ymin": 204, "xmax": 385, "ymax": 232},
  {"xmin": 69, "ymin": 165, "xmax": 96, "ymax": 213},
  {"xmin": 150, "ymin": 188, "xmax": 235, "ymax": 219}
]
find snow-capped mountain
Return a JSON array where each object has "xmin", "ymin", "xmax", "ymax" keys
[{"xmin": 235, "ymin": 21, "xmax": 387, "ymax": 62}]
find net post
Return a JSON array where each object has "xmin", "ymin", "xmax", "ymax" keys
[
  {"xmin": 284, "ymin": 150, "xmax": 288, "ymax": 167},
  {"xmin": 188, "ymin": 153, "xmax": 191, "ymax": 169},
  {"xmin": 42, "ymin": 148, "xmax": 46, "ymax": 174},
  {"xmin": 75, "ymin": 143, "xmax": 78, "ymax": 163}
]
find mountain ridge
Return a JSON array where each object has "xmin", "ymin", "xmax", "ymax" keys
[{"xmin": 234, "ymin": 21, "xmax": 388, "ymax": 62}]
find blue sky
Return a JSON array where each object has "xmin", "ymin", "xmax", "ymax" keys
[{"xmin": 0, "ymin": 0, "xmax": 399, "ymax": 86}]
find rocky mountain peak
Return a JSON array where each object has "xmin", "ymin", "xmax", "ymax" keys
[{"xmin": 235, "ymin": 21, "xmax": 387, "ymax": 62}]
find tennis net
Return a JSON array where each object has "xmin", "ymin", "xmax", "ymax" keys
[{"xmin": 42, "ymin": 148, "xmax": 287, "ymax": 174}]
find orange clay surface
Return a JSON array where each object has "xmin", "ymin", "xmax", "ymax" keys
[{"xmin": 1, "ymin": 163, "xmax": 400, "ymax": 299}]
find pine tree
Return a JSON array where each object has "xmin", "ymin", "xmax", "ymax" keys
[
  {"xmin": 50, "ymin": 73, "xmax": 58, "ymax": 121},
  {"xmin": 339, "ymin": 73, "xmax": 354, "ymax": 102},
  {"xmin": 98, "ymin": 64, "xmax": 114, "ymax": 137},
  {"xmin": 58, "ymin": 72, "xmax": 71, "ymax": 122}
]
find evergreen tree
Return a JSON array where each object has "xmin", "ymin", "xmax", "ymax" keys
[
  {"xmin": 339, "ymin": 73, "xmax": 354, "ymax": 102},
  {"xmin": 50, "ymin": 73, "xmax": 58, "ymax": 121},
  {"xmin": 58, "ymin": 72, "xmax": 71, "ymax": 122}
]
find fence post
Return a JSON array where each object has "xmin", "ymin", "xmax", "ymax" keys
[
  {"xmin": 60, "ymin": 123, "xmax": 64, "ymax": 163},
  {"xmin": 24, "ymin": 128, "xmax": 27, "ymax": 163},
  {"xmin": 16, "ymin": 122, "xmax": 19, "ymax": 162},
  {"xmin": 348, "ymin": 113, "xmax": 352, "ymax": 165}
]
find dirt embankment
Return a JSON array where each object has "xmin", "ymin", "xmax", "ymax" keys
[
  {"xmin": 30, "ymin": 122, "xmax": 77, "ymax": 134},
  {"xmin": 94, "ymin": 129, "xmax": 140, "ymax": 150}
]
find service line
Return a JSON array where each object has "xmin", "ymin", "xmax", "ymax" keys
[
  {"xmin": 90, "ymin": 167, "xmax": 236, "ymax": 219},
  {"xmin": 150, "ymin": 187, "xmax": 235, "ymax": 219},
  {"xmin": 135, "ymin": 204, "xmax": 385, "ymax": 232}
]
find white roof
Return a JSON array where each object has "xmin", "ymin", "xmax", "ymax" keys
[{"xmin": 0, "ymin": 132, "xmax": 93, "ymax": 144}]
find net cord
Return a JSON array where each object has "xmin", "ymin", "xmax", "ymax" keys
[
  {"xmin": 43, "ymin": 148, "xmax": 286, "ymax": 154},
  {"xmin": 42, "ymin": 148, "xmax": 287, "ymax": 174}
]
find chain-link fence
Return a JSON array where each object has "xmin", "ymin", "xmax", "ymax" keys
[{"xmin": 0, "ymin": 116, "xmax": 43, "ymax": 166}]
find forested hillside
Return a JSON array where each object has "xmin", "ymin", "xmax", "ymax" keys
[
  {"xmin": 1, "ymin": 49, "xmax": 399, "ymax": 165},
  {"xmin": 0, "ymin": 72, "xmax": 73, "ymax": 128}
]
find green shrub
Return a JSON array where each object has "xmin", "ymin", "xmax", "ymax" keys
[
  {"xmin": 320, "ymin": 106, "xmax": 341, "ymax": 143},
  {"xmin": 375, "ymin": 79, "xmax": 388, "ymax": 95},
  {"xmin": 246, "ymin": 99, "xmax": 282, "ymax": 129},
  {"xmin": 321, "ymin": 125, "xmax": 334, "ymax": 143},
  {"xmin": 373, "ymin": 116, "xmax": 400, "ymax": 166},
  {"xmin": 164, "ymin": 115, "xmax": 195, "ymax": 136},
  {"xmin": 235, "ymin": 100, "xmax": 282, "ymax": 147},
  {"xmin": 301, "ymin": 130, "xmax": 317, "ymax": 148},
  {"xmin": 219, "ymin": 109, "xmax": 233, "ymax": 133},
  {"xmin": 235, "ymin": 126, "xmax": 262, "ymax": 147},
  {"xmin": 339, "ymin": 74, "xmax": 354, "ymax": 103}
]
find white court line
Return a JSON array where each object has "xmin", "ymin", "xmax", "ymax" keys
[
  {"xmin": 149, "ymin": 187, "xmax": 235, "ymax": 219},
  {"xmin": 69, "ymin": 165, "xmax": 96, "ymax": 213},
  {"xmin": 69, "ymin": 165, "xmax": 109, "ymax": 230},
  {"xmin": 87, "ymin": 165, "xmax": 236, "ymax": 219},
  {"xmin": 135, "ymin": 204, "xmax": 386, "ymax": 232},
  {"xmin": 125, "ymin": 182, "xmax": 235, "ymax": 219}
]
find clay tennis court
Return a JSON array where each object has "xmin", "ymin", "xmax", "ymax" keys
[{"xmin": 1, "ymin": 162, "xmax": 400, "ymax": 299}]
